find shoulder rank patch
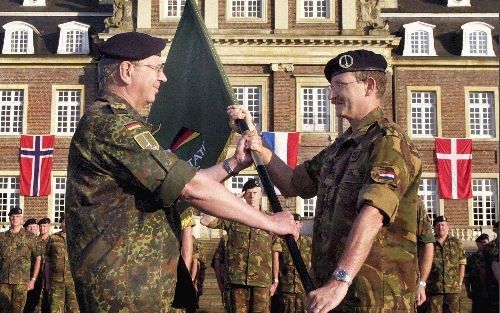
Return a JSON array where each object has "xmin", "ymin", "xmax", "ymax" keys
[
  {"xmin": 134, "ymin": 131, "xmax": 160, "ymax": 150},
  {"xmin": 125, "ymin": 121, "xmax": 141, "ymax": 131}
]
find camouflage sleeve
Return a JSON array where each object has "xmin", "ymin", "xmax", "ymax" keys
[
  {"xmin": 358, "ymin": 133, "xmax": 416, "ymax": 223},
  {"xmin": 31, "ymin": 236, "xmax": 41, "ymax": 258},
  {"xmin": 458, "ymin": 240, "xmax": 467, "ymax": 265},
  {"xmin": 84, "ymin": 112, "xmax": 196, "ymax": 207},
  {"xmin": 292, "ymin": 148, "xmax": 329, "ymax": 199},
  {"xmin": 180, "ymin": 207, "xmax": 195, "ymax": 230},
  {"xmin": 272, "ymin": 235, "xmax": 283, "ymax": 252},
  {"xmin": 417, "ymin": 197, "xmax": 435, "ymax": 244}
]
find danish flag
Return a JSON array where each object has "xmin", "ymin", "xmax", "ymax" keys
[
  {"xmin": 435, "ymin": 138, "xmax": 472, "ymax": 199},
  {"xmin": 19, "ymin": 135, "xmax": 55, "ymax": 196}
]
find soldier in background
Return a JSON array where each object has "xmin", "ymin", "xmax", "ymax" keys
[
  {"xmin": 202, "ymin": 178, "xmax": 282, "ymax": 313},
  {"xmin": 37, "ymin": 218, "xmax": 52, "ymax": 313},
  {"xmin": 44, "ymin": 215, "xmax": 80, "ymax": 313},
  {"xmin": 190, "ymin": 236, "xmax": 206, "ymax": 300},
  {"xmin": 427, "ymin": 216, "xmax": 466, "ymax": 313},
  {"xmin": 24, "ymin": 219, "xmax": 39, "ymax": 236},
  {"xmin": 212, "ymin": 235, "xmax": 231, "ymax": 313},
  {"xmin": 0, "ymin": 207, "xmax": 41, "ymax": 313},
  {"xmin": 275, "ymin": 213, "xmax": 312, "ymax": 313},
  {"xmin": 465, "ymin": 233, "xmax": 489, "ymax": 313},
  {"xmin": 23, "ymin": 218, "xmax": 43, "ymax": 313},
  {"xmin": 416, "ymin": 197, "xmax": 435, "ymax": 312},
  {"xmin": 482, "ymin": 221, "xmax": 499, "ymax": 313}
]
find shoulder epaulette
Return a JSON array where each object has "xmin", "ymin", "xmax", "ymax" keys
[{"xmin": 110, "ymin": 102, "xmax": 129, "ymax": 114}]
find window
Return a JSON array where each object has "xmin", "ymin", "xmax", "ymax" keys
[
  {"xmin": 410, "ymin": 91, "xmax": 437, "ymax": 137},
  {"xmin": 418, "ymin": 178, "xmax": 439, "ymax": 223},
  {"xmin": 231, "ymin": 0, "xmax": 262, "ymax": 18},
  {"xmin": 472, "ymin": 179, "xmax": 497, "ymax": 226},
  {"xmin": 302, "ymin": 0, "xmax": 328, "ymax": 18},
  {"xmin": 0, "ymin": 176, "xmax": 20, "ymax": 224},
  {"xmin": 228, "ymin": 175, "xmax": 258, "ymax": 195},
  {"xmin": 301, "ymin": 87, "xmax": 330, "ymax": 132},
  {"xmin": 302, "ymin": 196, "xmax": 316, "ymax": 218},
  {"xmin": 0, "ymin": 90, "xmax": 24, "ymax": 135},
  {"xmin": 2, "ymin": 22, "xmax": 39, "ymax": 54},
  {"xmin": 402, "ymin": 22, "xmax": 437, "ymax": 56},
  {"xmin": 57, "ymin": 22, "xmax": 90, "ymax": 54},
  {"xmin": 233, "ymin": 86, "xmax": 262, "ymax": 131},
  {"xmin": 52, "ymin": 177, "xmax": 66, "ymax": 224},
  {"xmin": 461, "ymin": 22, "xmax": 495, "ymax": 57},
  {"xmin": 55, "ymin": 89, "xmax": 82, "ymax": 135},
  {"xmin": 164, "ymin": 0, "xmax": 186, "ymax": 17},
  {"xmin": 468, "ymin": 91, "xmax": 495, "ymax": 138}
]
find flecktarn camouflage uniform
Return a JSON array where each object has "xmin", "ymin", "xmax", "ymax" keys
[
  {"xmin": 277, "ymin": 235, "xmax": 312, "ymax": 313},
  {"xmin": 206, "ymin": 217, "xmax": 282, "ymax": 313},
  {"xmin": 428, "ymin": 236, "xmax": 466, "ymax": 313},
  {"xmin": 212, "ymin": 236, "xmax": 232, "ymax": 313},
  {"xmin": 45, "ymin": 232, "xmax": 79, "ymax": 313},
  {"xmin": 291, "ymin": 107, "xmax": 422, "ymax": 312},
  {"xmin": 66, "ymin": 93, "xmax": 196, "ymax": 313},
  {"xmin": 0, "ymin": 229, "xmax": 41, "ymax": 313},
  {"xmin": 24, "ymin": 235, "xmax": 49, "ymax": 313}
]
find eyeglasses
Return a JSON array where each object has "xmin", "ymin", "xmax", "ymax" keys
[
  {"xmin": 328, "ymin": 80, "xmax": 361, "ymax": 91},
  {"xmin": 134, "ymin": 63, "xmax": 165, "ymax": 74}
]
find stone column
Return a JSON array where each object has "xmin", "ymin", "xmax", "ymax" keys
[
  {"xmin": 274, "ymin": 0, "xmax": 289, "ymax": 32},
  {"xmin": 270, "ymin": 63, "xmax": 295, "ymax": 131},
  {"xmin": 204, "ymin": 0, "xmax": 219, "ymax": 29},
  {"xmin": 137, "ymin": 0, "xmax": 152, "ymax": 29}
]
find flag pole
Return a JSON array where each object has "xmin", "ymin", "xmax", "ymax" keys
[{"xmin": 236, "ymin": 120, "xmax": 315, "ymax": 294}]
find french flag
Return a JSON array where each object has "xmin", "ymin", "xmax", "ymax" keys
[{"xmin": 262, "ymin": 132, "xmax": 300, "ymax": 194}]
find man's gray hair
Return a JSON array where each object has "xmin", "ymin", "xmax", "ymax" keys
[{"xmin": 97, "ymin": 57, "xmax": 122, "ymax": 92}]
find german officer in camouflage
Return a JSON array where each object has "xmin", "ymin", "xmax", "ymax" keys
[
  {"xmin": 416, "ymin": 197, "xmax": 435, "ymax": 309},
  {"xmin": 0, "ymin": 207, "xmax": 42, "ymax": 313},
  {"xmin": 65, "ymin": 31, "xmax": 297, "ymax": 313},
  {"xmin": 229, "ymin": 49, "xmax": 422, "ymax": 312},
  {"xmin": 202, "ymin": 179, "xmax": 283, "ymax": 313},
  {"xmin": 428, "ymin": 216, "xmax": 466, "ymax": 313},
  {"xmin": 276, "ymin": 214, "xmax": 312, "ymax": 313},
  {"xmin": 44, "ymin": 215, "xmax": 80, "ymax": 313}
]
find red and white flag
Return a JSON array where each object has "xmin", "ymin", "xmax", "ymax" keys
[
  {"xmin": 435, "ymin": 138, "xmax": 472, "ymax": 199},
  {"xmin": 262, "ymin": 132, "xmax": 300, "ymax": 195},
  {"xmin": 20, "ymin": 135, "xmax": 55, "ymax": 196}
]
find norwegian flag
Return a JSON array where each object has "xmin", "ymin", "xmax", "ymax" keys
[
  {"xmin": 435, "ymin": 138, "xmax": 472, "ymax": 199},
  {"xmin": 19, "ymin": 135, "xmax": 55, "ymax": 196}
]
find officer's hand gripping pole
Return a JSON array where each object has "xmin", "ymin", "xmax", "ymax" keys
[{"xmin": 236, "ymin": 119, "xmax": 315, "ymax": 294}]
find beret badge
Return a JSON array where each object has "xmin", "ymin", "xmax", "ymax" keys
[{"xmin": 339, "ymin": 55, "xmax": 354, "ymax": 69}]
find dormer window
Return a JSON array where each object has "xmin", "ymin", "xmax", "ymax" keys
[
  {"xmin": 23, "ymin": 0, "xmax": 46, "ymax": 6},
  {"xmin": 461, "ymin": 22, "xmax": 495, "ymax": 57},
  {"xmin": 2, "ymin": 21, "xmax": 39, "ymax": 54},
  {"xmin": 403, "ymin": 21, "xmax": 437, "ymax": 56},
  {"xmin": 447, "ymin": 0, "xmax": 470, "ymax": 7},
  {"xmin": 57, "ymin": 22, "xmax": 90, "ymax": 55}
]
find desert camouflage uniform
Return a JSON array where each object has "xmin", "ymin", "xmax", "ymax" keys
[
  {"xmin": 24, "ymin": 236, "xmax": 49, "ymax": 313},
  {"xmin": 416, "ymin": 198, "xmax": 435, "ymax": 313},
  {"xmin": 0, "ymin": 229, "xmax": 41, "ymax": 313},
  {"xmin": 428, "ymin": 236, "xmax": 466, "ymax": 313},
  {"xmin": 277, "ymin": 235, "xmax": 312, "ymax": 313},
  {"xmin": 291, "ymin": 107, "xmax": 422, "ymax": 312},
  {"xmin": 45, "ymin": 232, "xmax": 79, "ymax": 313},
  {"xmin": 66, "ymin": 93, "xmax": 197, "ymax": 313},
  {"xmin": 212, "ymin": 236, "xmax": 232, "ymax": 313},
  {"xmin": 482, "ymin": 238, "xmax": 499, "ymax": 313},
  {"xmin": 206, "ymin": 217, "xmax": 282, "ymax": 313}
]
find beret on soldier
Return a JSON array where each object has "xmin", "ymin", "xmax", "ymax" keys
[
  {"xmin": 475, "ymin": 233, "xmax": 489, "ymax": 242},
  {"xmin": 38, "ymin": 217, "xmax": 51, "ymax": 225},
  {"xmin": 23, "ymin": 218, "xmax": 37, "ymax": 227},
  {"xmin": 98, "ymin": 32, "xmax": 166, "ymax": 60},
  {"xmin": 324, "ymin": 49, "xmax": 387, "ymax": 82},
  {"xmin": 292, "ymin": 213, "xmax": 302, "ymax": 221},
  {"xmin": 433, "ymin": 215, "xmax": 448, "ymax": 226},
  {"xmin": 242, "ymin": 178, "xmax": 261, "ymax": 192},
  {"xmin": 8, "ymin": 207, "xmax": 22, "ymax": 216}
]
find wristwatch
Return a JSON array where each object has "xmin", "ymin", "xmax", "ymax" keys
[
  {"xmin": 332, "ymin": 268, "xmax": 353, "ymax": 286},
  {"xmin": 419, "ymin": 280, "xmax": 427, "ymax": 288},
  {"xmin": 222, "ymin": 159, "xmax": 236, "ymax": 176}
]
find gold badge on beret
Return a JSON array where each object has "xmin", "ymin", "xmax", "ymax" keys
[{"xmin": 134, "ymin": 131, "xmax": 160, "ymax": 150}]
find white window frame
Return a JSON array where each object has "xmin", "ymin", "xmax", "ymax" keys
[
  {"xmin": 407, "ymin": 86, "xmax": 442, "ymax": 139},
  {"xmin": 296, "ymin": 0, "xmax": 335, "ymax": 23},
  {"xmin": 2, "ymin": 21, "xmax": 39, "ymax": 55},
  {"xmin": 49, "ymin": 173, "xmax": 67, "ymax": 226},
  {"xmin": 57, "ymin": 21, "xmax": 90, "ymax": 55},
  {"xmin": 226, "ymin": 0, "xmax": 267, "ymax": 23},
  {"xmin": 230, "ymin": 75, "xmax": 269, "ymax": 132},
  {"xmin": 418, "ymin": 176, "xmax": 442, "ymax": 224},
  {"xmin": 0, "ymin": 172, "xmax": 22, "ymax": 230},
  {"xmin": 465, "ymin": 87, "xmax": 498, "ymax": 140},
  {"xmin": 297, "ymin": 196, "xmax": 316, "ymax": 218},
  {"xmin": 160, "ymin": 0, "xmax": 186, "ymax": 19},
  {"xmin": 0, "ymin": 85, "xmax": 28, "ymax": 136},
  {"xmin": 461, "ymin": 22, "xmax": 495, "ymax": 57},
  {"xmin": 296, "ymin": 76, "xmax": 336, "ymax": 134},
  {"xmin": 402, "ymin": 21, "xmax": 437, "ymax": 56},
  {"xmin": 51, "ymin": 85, "xmax": 84, "ymax": 136},
  {"xmin": 469, "ymin": 176, "xmax": 498, "ymax": 227},
  {"xmin": 22, "ymin": 0, "xmax": 46, "ymax": 6}
]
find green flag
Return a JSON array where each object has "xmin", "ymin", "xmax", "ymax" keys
[{"xmin": 149, "ymin": 0, "xmax": 234, "ymax": 169}]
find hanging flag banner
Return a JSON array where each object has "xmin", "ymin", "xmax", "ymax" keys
[
  {"xmin": 20, "ymin": 135, "xmax": 55, "ymax": 197},
  {"xmin": 435, "ymin": 138, "xmax": 472, "ymax": 199}
]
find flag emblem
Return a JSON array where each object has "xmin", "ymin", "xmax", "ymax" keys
[
  {"xmin": 20, "ymin": 135, "xmax": 55, "ymax": 196},
  {"xmin": 125, "ymin": 121, "xmax": 141, "ymax": 131},
  {"xmin": 435, "ymin": 138, "xmax": 472, "ymax": 199},
  {"xmin": 170, "ymin": 127, "xmax": 200, "ymax": 153}
]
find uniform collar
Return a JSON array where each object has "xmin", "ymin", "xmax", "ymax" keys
[
  {"xmin": 99, "ymin": 93, "xmax": 150, "ymax": 127},
  {"xmin": 344, "ymin": 107, "xmax": 384, "ymax": 144}
]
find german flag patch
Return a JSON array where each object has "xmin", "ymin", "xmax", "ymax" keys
[{"xmin": 125, "ymin": 121, "xmax": 141, "ymax": 131}]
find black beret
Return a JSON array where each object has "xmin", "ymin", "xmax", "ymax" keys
[
  {"xmin": 8, "ymin": 207, "xmax": 22, "ymax": 216},
  {"xmin": 292, "ymin": 213, "xmax": 302, "ymax": 221},
  {"xmin": 475, "ymin": 233, "xmax": 490, "ymax": 242},
  {"xmin": 23, "ymin": 218, "xmax": 37, "ymax": 228},
  {"xmin": 38, "ymin": 218, "xmax": 51, "ymax": 225},
  {"xmin": 98, "ymin": 32, "xmax": 166, "ymax": 60},
  {"xmin": 324, "ymin": 49, "xmax": 387, "ymax": 82},
  {"xmin": 433, "ymin": 215, "xmax": 448, "ymax": 226},
  {"xmin": 242, "ymin": 178, "xmax": 261, "ymax": 192}
]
